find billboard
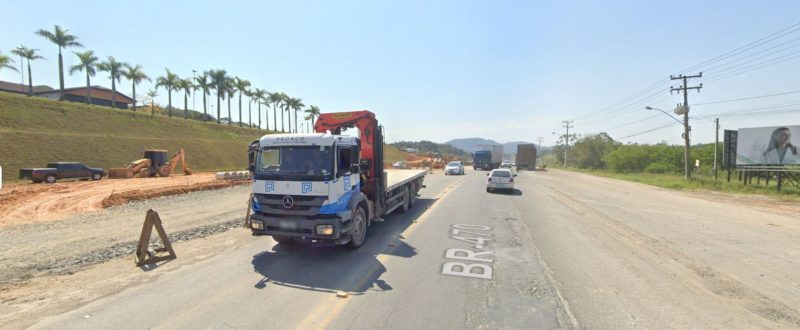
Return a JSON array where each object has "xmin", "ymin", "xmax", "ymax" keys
[{"xmin": 736, "ymin": 125, "xmax": 800, "ymax": 165}]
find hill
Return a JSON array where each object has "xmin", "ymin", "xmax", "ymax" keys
[
  {"xmin": 0, "ymin": 91, "xmax": 269, "ymax": 182},
  {"xmin": 445, "ymin": 137, "xmax": 537, "ymax": 155},
  {"xmin": 390, "ymin": 140, "xmax": 471, "ymax": 160}
]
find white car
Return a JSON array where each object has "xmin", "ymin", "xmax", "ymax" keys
[
  {"xmin": 500, "ymin": 160, "xmax": 511, "ymax": 168},
  {"xmin": 486, "ymin": 169, "xmax": 515, "ymax": 192},
  {"xmin": 444, "ymin": 161, "xmax": 464, "ymax": 175},
  {"xmin": 392, "ymin": 161, "xmax": 407, "ymax": 169}
]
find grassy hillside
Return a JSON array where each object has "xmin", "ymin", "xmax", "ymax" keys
[{"xmin": 0, "ymin": 92, "xmax": 268, "ymax": 182}]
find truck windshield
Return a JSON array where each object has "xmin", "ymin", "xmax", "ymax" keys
[{"xmin": 256, "ymin": 146, "xmax": 333, "ymax": 179}]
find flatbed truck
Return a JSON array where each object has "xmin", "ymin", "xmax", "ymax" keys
[{"xmin": 247, "ymin": 110, "xmax": 426, "ymax": 248}]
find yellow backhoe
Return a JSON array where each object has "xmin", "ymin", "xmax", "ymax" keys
[{"xmin": 109, "ymin": 148, "xmax": 192, "ymax": 178}]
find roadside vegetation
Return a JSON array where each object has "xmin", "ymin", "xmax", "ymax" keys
[
  {"xmin": 541, "ymin": 132, "xmax": 800, "ymax": 197},
  {"xmin": 391, "ymin": 140, "xmax": 471, "ymax": 160},
  {"xmin": 1, "ymin": 25, "xmax": 322, "ymax": 132}
]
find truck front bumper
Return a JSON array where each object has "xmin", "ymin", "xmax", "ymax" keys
[{"xmin": 249, "ymin": 213, "xmax": 351, "ymax": 242}]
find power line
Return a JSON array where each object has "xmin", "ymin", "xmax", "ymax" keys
[
  {"xmin": 693, "ymin": 90, "xmax": 800, "ymax": 105},
  {"xmin": 705, "ymin": 52, "xmax": 800, "ymax": 83},
  {"xmin": 616, "ymin": 121, "xmax": 679, "ymax": 140}
]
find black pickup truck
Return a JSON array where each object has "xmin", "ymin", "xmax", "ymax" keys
[{"xmin": 19, "ymin": 162, "xmax": 106, "ymax": 183}]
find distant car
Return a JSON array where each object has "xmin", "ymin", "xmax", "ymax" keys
[
  {"xmin": 392, "ymin": 161, "xmax": 407, "ymax": 169},
  {"xmin": 500, "ymin": 160, "xmax": 511, "ymax": 168},
  {"xmin": 19, "ymin": 162, "xmax": 106, "ymax": 184},
  {"xmin": 444, "ymin": 161, "xmax": 464, "ymax": 175},
  {"xmin": 486, "ymin": 169, "xmax": 515, "ymax": 193}
]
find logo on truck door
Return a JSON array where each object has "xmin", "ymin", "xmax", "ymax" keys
[{"xmin": 301, "ymin": 182, "xmax": 312, "ymax": 193}]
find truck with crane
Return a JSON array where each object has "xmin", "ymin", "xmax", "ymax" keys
[{"xmin": 247, "ymin": 110, "xmax": 426, "ymax": 248}]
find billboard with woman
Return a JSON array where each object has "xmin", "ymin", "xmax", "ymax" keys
[{"xmin": 736, "ymin": 126, "xmax": 799, "ymax": 165}]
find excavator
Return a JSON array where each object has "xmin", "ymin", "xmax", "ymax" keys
[{"xmin": 109, "ymin": 148, "xmax": 192, "ymax": 178}]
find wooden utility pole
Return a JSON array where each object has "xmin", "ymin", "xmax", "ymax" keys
[
  {"xmin": 714, "ymin": 118, "xmax": 719, "ymax": 180},
  {"xmin": 536, "ymin": 136, "xmax": 544, "ymax": 166},
  {"xmin": 670, "ymin": 73, "xmax": 702, "ymax": 179},
  {"xmin": 562, "ymin": 121, "xmax": 574, "ymax": 167}
]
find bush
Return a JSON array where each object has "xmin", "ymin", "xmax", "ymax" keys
[{"xmin": 645, "ymin": 162, "xmax": 673, "ymax": 173}]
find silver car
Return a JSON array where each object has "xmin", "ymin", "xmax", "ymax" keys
[{"xmin": 444, "ymin": 161, "xmax": 464, "ymax": 175}]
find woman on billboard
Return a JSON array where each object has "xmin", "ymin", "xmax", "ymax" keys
[{"xmin": 761, "ymin": 127, "xmax": 798, "ymax": 164}]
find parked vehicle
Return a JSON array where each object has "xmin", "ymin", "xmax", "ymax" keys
[
  {"xmin": 247, "ymin": 110, "xmax": 426, "ymax": 249},
  {"xmin": 444, "ymin": 161, "xmax": 465, "ymax": 175},
  {"xmin": 19, "ymin": 162, "xmax": 106, "ymax": 183},
  {"xmin": 516, "ymin": 144, "xmax": 537, "ymax": 170},
  {"xmin": 109, "ymin": 148, "xmax": 192, "ymax": 178},
  {"xmin": 392, "ymin": 161, "xmax": 408, "ymax": 169},
  {"xmin": 473, "ymin": 145, "xmax": 503, "ymax": 170},
  {"xmin": 486, "ymin": 168, "xmax": 516, "ymax": 193}
]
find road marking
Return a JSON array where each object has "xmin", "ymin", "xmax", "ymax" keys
[
  {"xmin": 441, "ymin": 224, "xmax": 495, "ymax": 279},
  {"xmin": 297, "ymin": 177, "xmax": 469, "ymax": 329}
]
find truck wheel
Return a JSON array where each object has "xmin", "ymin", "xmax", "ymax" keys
[
  {"xmin": 408, "ymin": 184, "xmax": 416, "ymax": 208},
  {"xmin": 347, "ymin": 206, "xmax": 367, "ymax": 249},
  {"xmin": 139, "ymin": 168, "xmax": 151, "ymax": 178},
  {"xmin": 44, "ymin": 175, "xmax": 57, "ymax": 184},
  {"xmin": 399, "ymin": 186, "xmax": 410, "ymax": 213},
  {"xmin": 272, "ymin": 235, "xmax": 295, "ymax": 244},
  {"xmin": 91, "ymin": 173, "xmax": 102, "ymax": 181}
]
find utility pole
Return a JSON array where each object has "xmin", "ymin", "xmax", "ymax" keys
[
  {"xmin": 714, "ymin": 118, "xmax": 719, "ymax": 180},
  {"xmin": 670, "ymin": 73, "xmax": 702, "ymax": 179},
  {"xmin": 536, "ymin": 136, "xmax": 544, "ymax": 167},
  {"xmin": 562, "ymin": 120, "xmax": 574, "ymax": 167}
]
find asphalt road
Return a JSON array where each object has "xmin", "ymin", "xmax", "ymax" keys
[{"xmin": 27, "ymin": 168, "xmax": 800, "ymax": 329}]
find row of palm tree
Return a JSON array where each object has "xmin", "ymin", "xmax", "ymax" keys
[{"xmin": 1, "ymin": 25, "xmax": 324, "ymax": 132}]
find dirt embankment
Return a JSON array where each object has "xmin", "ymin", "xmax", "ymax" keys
[{"xmin": 0, "ymin": 173, "xmax": 248, "ymax": 228}]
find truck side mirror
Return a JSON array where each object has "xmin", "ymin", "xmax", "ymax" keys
[
  {"xmin": 247, "ymin": 140, "xmax": 259, "ymax": 173},
  {"xmin": 351, "ymin": 164, "xmax": 360, "ymax": 174}
]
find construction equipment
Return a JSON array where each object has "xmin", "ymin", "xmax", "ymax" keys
[{"xmin": 109, "ymin": 148, "xmax": 192, "ymax": 179}]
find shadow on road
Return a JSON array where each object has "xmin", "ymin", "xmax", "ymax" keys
[
  {"xmin": 251, "ymin": 198, "xmax": 436, "ymax": 295},
  {"xmin": 488, "ymin": 188, "xmax": 523, "ymax": 196}
]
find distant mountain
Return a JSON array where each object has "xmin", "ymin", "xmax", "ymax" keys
[
  {"xmin": 390, "ymin": 140, "xmax": 471, "ymax": 160},
  {"xmin": 445, "ymin": 138, "xmax": 538, "ymax": 155}
]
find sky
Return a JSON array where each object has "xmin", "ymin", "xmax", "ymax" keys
[{"xmin": 2, "ymin": 0, "xmax": 800, "ymax": 146}]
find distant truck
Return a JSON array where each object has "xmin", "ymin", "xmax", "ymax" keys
[
  {"xmin": 516, "ymin": 144, "xmax": 538, "ymax": 170},
  {"xmin": 473, "ymin": 145, "xmax": 504, "ymax": 170},
  {"xmin": 19, "ymin": 162, "xmax": 106, "ymax": 183}
]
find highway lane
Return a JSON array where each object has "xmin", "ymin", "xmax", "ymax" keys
[
  {"xmin": 27, "ymin": 168, "xmax": 800, "ymax": 329},
  {"xmin": 30, "ymin": 169, "xmax": 568, "ymax": 329}
]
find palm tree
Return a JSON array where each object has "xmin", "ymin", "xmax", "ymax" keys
[
  {"xmin": 234, "ymin": 77, "xmax": 251, "ymax": 127},
  {"xmin": 11, "ymin": 46, "xmax": 45, "ymax": 96},
  {"xmin": 177, "ymin": 78, "xmax": 194, "ymax": 119},
  {"xmin": 155, "ymin": 69, "xmax": 180, "ymax": 117},
  {"xmin": 207, "ymin": 69, "xmax": 228, "ymax": 124},
  {"xmin": 69, "ymin": 51, "xmax": 98, "ymax": 104},
  {"xmin": 267, "ymin": 92, "xmax": 281, "ymax": 131},
  {"xmin": 305, "ymin": 105, "xmax": 321, "ymax": 130},
  {"xmin": 225, "ymin": 78, "xmax": 235, "ymax": 126},
  {"xmin": 287, "ymin": 97, "xmax": 305, "ymax": 133},
  {"xmin": 122, "ymin": 64, "xmax": 149, "ymax": 111},
  {"xmin": 194, "ymin": 73, "xmax": 211, "ymax": 120},
  {"xmin": 147, "ymin": 89, "xmax": 158, "ymax": 117},
  {"xmin": 0, "ymin": 51, "xmax": 17, "ymax": 73},
  {"xmin": 251, "ymin": 88, "xmax": 267, "ymax": 129},
  {"xmin": 97, "ymin": 56, "xmax": 127, "ymax": 109},
  {"xmin": 36, "ymin": 25, "xmax": 83, "ymax": 100}
]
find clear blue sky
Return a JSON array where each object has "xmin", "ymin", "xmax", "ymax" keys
[{"xmin": 2, "ymin": 1, "xmax": 799, "ymax": 145}]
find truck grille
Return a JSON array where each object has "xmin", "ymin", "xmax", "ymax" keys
[{"xmin": 255, "ymin": 194, "xmax": 327, "ymax": 216}]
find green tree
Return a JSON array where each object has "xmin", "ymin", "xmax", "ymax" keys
[
  {"xmin": 147, "ymin": 89, "xmax": 158, "ymax": 118},
  {"xmin": 225, "ymin": 78, "xmax": 236, "ymax": 125},
  {"xmin": 569, "ymin": 133, "xmax": 618, "ymax": 169},
  {"xmin": 11, "ymin": 45, "xmax": 46, "ymax": 96},
  {"xmin": 194, "ymin": 73, "xmax": 211, "ymax": 120},
  {"xmin": 35, "ymin": 25, "xmax": 83, "ymax": 100},
  {"xmin": 251, "ymin": 88, "xmax": 267, "ymax": 130},
  {"xmin": 0, "ymin": 51, "xmax": 17, "ymax": 73},
  {"xmin": 234, "ymin": 77, "xmax": 251, "ymax": 127},
  {"xmin": 304, "ymin": 105, "xmax": 321, "ymax": 130},
  {"xmin": 286, "ymin": 97, "xmax": 305, "ymax": 133},
  {"xmin": 176, "ymin": 78, "xmax": 194, "ymax": 119},
  {"xmin": 268, "ymin": 92, "xmax": 282, "ymax": 131},
  {"xmin": 122, "ymin": 64, "xmax": 150, "ymax": 111},
  {"xmin": 207, "ymin": 69, "xmax": 228, "ymax": 124},
  {"xmin": 96, "ymin": 56, "xmax": 127, "ymax": 109},
  {"xmin": 155, "ymin": 69, "xmax": 180, "ymax": 117},
  {"xmin": 69, "ymin": 51, "xmax": 98, "ymax": 104}
]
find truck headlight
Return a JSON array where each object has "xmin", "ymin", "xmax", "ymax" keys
[
  {"xmin": 252, "ymin": 220, "xmax": 264, "ymax": 230},
  {"xmin": 316, "ymin": 224, "xmax": 334, "ymax": 235}
]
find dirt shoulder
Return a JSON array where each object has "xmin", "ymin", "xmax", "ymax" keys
[{"xmin": 0, "ymin": 173, "xmax": 248, "ymax": 228}]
